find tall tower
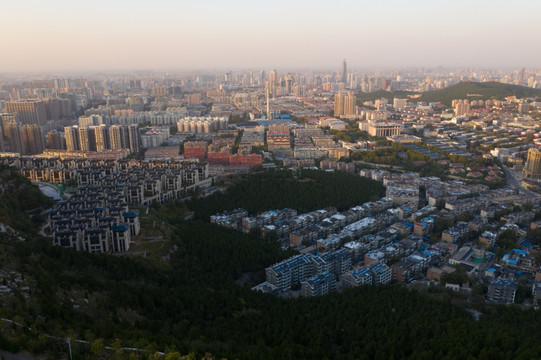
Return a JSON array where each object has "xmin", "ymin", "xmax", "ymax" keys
[
  {"xmin": 523, "ymin": 148, "xmax": 541, "ymax": 180},
  {"xmin": 266, "ymin": 86, "xmax": 271, "ymax": 120},
  {"xmin": 334, "ymin": 93, "xmax": 345, "ymax": 116},
  {"xmin": 269, "ymin": 70, "xmax": 278, "ymax": 98},
  {"xmin": 285, "ymin": 74, "xmax": 293, "ymax": 94},
  {"xmin": 341, "ymin": 59, "xmax": 347, "ymax": 83}
]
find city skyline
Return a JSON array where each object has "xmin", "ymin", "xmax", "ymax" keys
[{"xmin": 2, "ymin": 0, "xmax": 541, "ymax": 72}]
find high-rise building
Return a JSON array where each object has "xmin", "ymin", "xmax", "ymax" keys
[
  {"xmin": 344, "ymin": 93, "xmax": 356, "ymax": 115},
  {"xmin": 5, "ymin": 121, "xmax": 25, "ymax": 154},
  {"xmin": 341, "ymin": 59, "xmax": 347, "ymax": 83},
  {"xmin": 334, "ymin": 93, "xmax": 344, "ymax": 116},
  {"xmin": 518, "ymin": 102, "xmax": 530, "ymax": 113},
  {"xmin": 269, "ymin": 70, "xmax": 278, "ymax": 98},
  {"xmin": 334, "ymin": 92, "xmax": 356, "ymax": 116},
  {"xmin": 78, "ymin": 126, "xmax": 91, "ymax": 152},
  {"xmin": 393, "ymin": 98, "xmax": 408, "ymax": 110},
  {"xmin": 0, "ymin": 126, "xmax": 4, "ymax": 152},
  {"xmin": 109, "ymin": 125, "xmax": 124, "ymax": 150},
  {"xmin": 523, "ymin": 148, "xmax": 541, "ymax": 181},
  {"xmin": 285, "ymin": 74, "xmax": 293, "ymax": 94},
  {"xmin": 187, "ymin": 93, "xmax": 201, "ymax": 106},
  {"xmin": 58, "ymin": 98, "xmax": 72, "ymax": 118},
  {"xmin": 79, "ymin": 114, "xmax": 103, "ymax": 128},
  {"xmin": 22, "ymin": 124, "xmax": 45, "ymax": 155},
  {"xmin": 64, "ymin": 126, "xmax": 80, "ymax": 152},
  {"xmin": 454, "ymin": 100, "xmax": 470, "ymax": 116},
  {"xmin": 44, "ymin": 98, "xmax": 60, "ymax": 121},
  {"xmin": 128, "ymin": 124, "xmax": 140, "ymax": 153},
  {"xmin": 294, "ymin": 85, "xmax": 305, "ymax": 97},
  {"xmin": 5, "ymin": 100, "xmax": 47, "ymax": 126},
  {"xmin": 0, "ymin": 113, "xmax": 18, "ymax": 137},
  {"xmin": 47, "ymin": 130, "xmax": 64, "ymax": 150},
  {"xmin": 90, "ymin": 124, "xmax": 109, "ymax": 152}
]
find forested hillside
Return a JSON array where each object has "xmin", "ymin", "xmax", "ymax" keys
[
  {"xmin": 1, "ymin": 169, "xmax": 541, "ymax": 359},
  {"xmin": 0, "ymin": 166, "xmax": 53, "ymax": 233},
  {"xmin": 187, "ymin": 170, "xmax": 386, "ymax": 220},
  {"xmin": 1, "ymin": 223, "xmax": 541, "ymax": 359}
]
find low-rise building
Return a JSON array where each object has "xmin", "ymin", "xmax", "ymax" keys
[{"xmin": 487, "ymin": 278, "xmax": 517, "ymax": 304}]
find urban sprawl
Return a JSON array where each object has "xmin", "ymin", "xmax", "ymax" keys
[{"xmin": 1, "ymin": 64, "xmax": 541, "ymax": 306}]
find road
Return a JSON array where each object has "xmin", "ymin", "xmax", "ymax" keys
[{"xmin": 502, "ymin": 165, "xmax": 538, "ymax": 197}]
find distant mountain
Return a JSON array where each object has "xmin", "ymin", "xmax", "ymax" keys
[
  {"xmin": 356, "ymin": 81, "xmax": 541, "ymax": 107},
  {"xmin": 418, "ymin": 81, "xmax": 541, "ymax": 106}
]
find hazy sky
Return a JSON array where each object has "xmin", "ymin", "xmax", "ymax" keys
[{"xmin": 2, "ymin": 0, "xmax": 541, "ymax": 72}]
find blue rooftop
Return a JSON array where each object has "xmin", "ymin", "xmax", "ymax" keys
[{"xmin": 112, "ymin": 224, "xmax": 130, "ymax": 232}]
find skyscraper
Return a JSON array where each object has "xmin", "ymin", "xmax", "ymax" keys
[
  {"xmin": 285, "ymin": 74, "xmax": 293, "ymax": 94},
  {"xmin": 523, "ymin": 148, "xmax": 541, "ymax": 181},
  {"xmin": 341, "ymin": 59, "xmax": 347, "ymax": 83},
  {"xmin": 334, "ymin": 93, "xmax": 344, "ymax": 116},
  {"xmin": 22, "ymin": 124, "xmax": 45, "ymax": 155},
  {"xmin": 269, "ymin": 70, "xmax": 278, "ymax": 98}
]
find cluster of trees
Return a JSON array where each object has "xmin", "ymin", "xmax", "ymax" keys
[
  {"xmin": 0, "ymin": 166, "xmax": 53, "ymax": 233},
  {"xmin": 229, "ymin": 113, "xmax": 250, "ymax": 123},
  {"xmin": 3, "ymin": 222, "xmax": 541, "ymax": 359},
  {"xmin": 187, "ymin": 170, "xmax": 385, "ymax": 220}
]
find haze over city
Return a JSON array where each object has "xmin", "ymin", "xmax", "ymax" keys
[
  {"xmin": 2, "ymin": 0, "xmax": 541, "ymax": 72},
  {"xmin": 3, "ymin": 0, "xmax": 541, "ymax": 358}
]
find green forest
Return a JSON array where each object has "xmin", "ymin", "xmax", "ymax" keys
[
  {"xmin": 0, "ymin": 166, "xmax": 53, "ymax": 233},
  {"xmin": 1, "ymin": 168, "xmax": 541, "ymax": 359},
  {"xmin": 187, "ymin": 170, "xmax": 386, "ymax": 220},
  {"xmin": 2, "ymin": 221, "xmax": 541, "ymax": 359}
]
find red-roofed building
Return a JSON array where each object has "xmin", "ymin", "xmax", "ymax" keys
[{"xmin": 184, "ymin": 141, "xmax": 207, "ymax": 161}]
